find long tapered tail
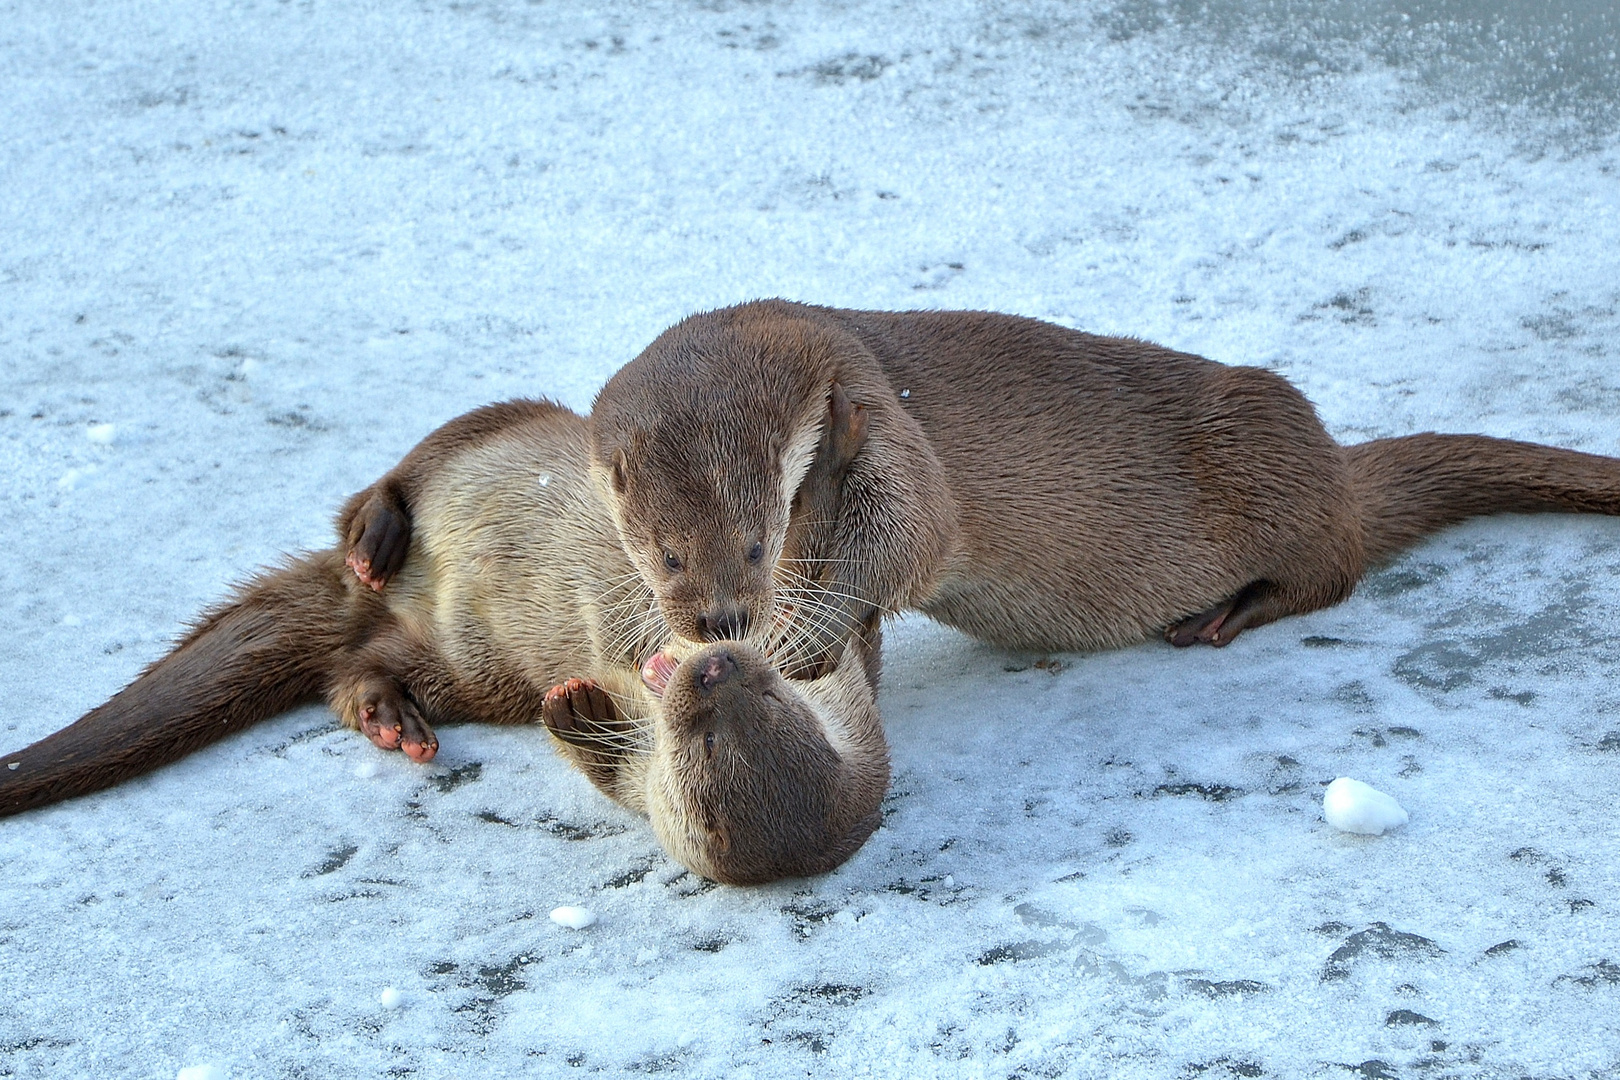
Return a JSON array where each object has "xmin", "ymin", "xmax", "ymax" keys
[
  {"xmin": 0, "ymin": 550, "xmax": 354, "ymax": 817},
  {"xmin": 1347, "ymin": 433, "xmax": 1620, "ymax": 566}
]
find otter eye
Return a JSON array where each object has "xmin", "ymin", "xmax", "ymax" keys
[
  {"xmin": 662, "ymin": 550, "xmax": 682, "ymax": 572},
  {"xmin": 703, "ymin": 731, "xmax": 716, "ymax": 756},
  {"xmin": 747, "ymin": 541, "xmax": 763, "ymax": 564}
]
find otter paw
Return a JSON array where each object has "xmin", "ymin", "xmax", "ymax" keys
[
  {"xmin": 542, "ymin": 678, "xmax": 629, "ymax": 743},
  {"xmin": 1167, "ymin": 582, "xmax": 1272, "ymax": 648},
  {"xmin": 1166, "ymin": 603, "xmax": 1233, "ymax": 647},
  {"xmin": 344, "ymin": 492, "xmax": 412, "ymax": 592},
  {"xmin": 356, "ymin": 685, "xmax": 438, "ymax": 762}
]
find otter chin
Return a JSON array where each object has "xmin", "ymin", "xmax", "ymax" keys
[{"xmin": 632, "ymin": 638, "xmax": 889, "ymax": 887}]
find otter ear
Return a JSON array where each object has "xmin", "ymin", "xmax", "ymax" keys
[
  {"xmin": 610, "ymin": 447, "xmax": 629, "ymax": 494},
  {"xmin": 826, "ymin": 381, "xmax": 869, "ymax": 473}
]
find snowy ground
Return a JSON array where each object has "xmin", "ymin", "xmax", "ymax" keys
[{"xmin": 3, "ymin": 2, "xmax": 1619, "ymax": 1077}]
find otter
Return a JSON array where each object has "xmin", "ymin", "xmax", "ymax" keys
[
  {"xmin": 0, "ymin": 398, "xmax": 888, "ymax": 886},
  {"xmin": 587, "ymin": 300, "xmax": 1620, "ymax": 661}
]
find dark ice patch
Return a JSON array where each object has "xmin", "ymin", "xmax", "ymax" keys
[
  {"xmin": 1386, "ymin": 1009, "xmax": 1439, "ymax": 1026},
  {"xmin": 602, "ymin": 855, "xmax": 659, "ymax": 889},
  {"xmin": 1014, "ymin": 902, "xmax": 1075, "ymax": 930},
  {"xmin": 1322, "ymin": 922, "xmax": 1445, "ymax": 981},
  {"xmin": 1360, "ymin": 562, "xmax": 1448, "ymax": 599},
  {"xmin": 1153, "ymin": 782, "xmax": 1243, "ymax": 802},
  {"xmin": 1336, "ymin": 1062, "xmax": 1398, "ymax": 1080},
  {"xmin": 430, "ymin": 761, "xmax": 482, "ymax": 793},
  {"xmin": 303, "ymin": 842, "xmax": 358, "ymax": 877},
  {"xmin": 1556, "ymin": 958, "xmax": 1620, "ymax": 988},
  {"xmin": 1185, "ymin": 1058, "xmax": 1264, "ymax": 1078},
  {"xmin": 1184, "ymin": 978, "xmax": 1270, "ymax": 998},
  {"xmin": 977, "ymin": 940, "xmax": 1068, "ymax": 965},
  {"xmin": 781, "ymin": 897, "xmax": 838, "ymax": 938},
  {"xmin": 783, "ymin": 53, "xmax": 892, "ymax": 86},
  {"xmin": 536, "ymin": 813, "xmax": 627, "ymax": 841}
]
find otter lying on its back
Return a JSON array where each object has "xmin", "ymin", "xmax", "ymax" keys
[{"xmin": 0, "ymin": 399, "xmax": 889, "ymax": 886}]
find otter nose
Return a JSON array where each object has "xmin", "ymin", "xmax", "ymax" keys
[
  {"xmin": 694, "ymin": 649, "xmax": 738, "ymax": 693},
  {"xmin": 695, "ymin": 606, "xmax": 749, "ymax": 641}
]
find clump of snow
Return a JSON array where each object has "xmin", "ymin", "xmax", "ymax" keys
[
  {"xmin": 1323, "ymin": 777, "xmax": 1410, "ymax": 835},
  {"xmin": 86, "ymin": 423, "xmax": 117, "ymax": 444},
  {"xmin": 176, "ymin": 1066, "xmax": 224, "ymax": 1080},
  {"xmin": 378, "ymin": 987, "xmax": 402, "ymax": 1010},
  {"xmin": 550, "ymin": 905, "xmax": 597, "ymax": 930}
]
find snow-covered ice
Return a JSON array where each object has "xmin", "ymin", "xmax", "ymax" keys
[
  {"xmin": 1323, "ymin": 777, "xmax": 1410, "ymax": 836},
  {"xmin": 2, "ymin": 2, "xmax": 1619, "ymax": 1078}
]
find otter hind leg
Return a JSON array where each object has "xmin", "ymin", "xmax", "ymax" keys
[
  {"xmin": 1165, "ymin": 581, "xmax": 1286, "ymax": 648},
  {"xmin": 336, "ymin": 674, "xmax": 439, "ymax": 762},
  {"xmin": 543, "ymin": 678, "xmax": 636, "ymax": 795}
]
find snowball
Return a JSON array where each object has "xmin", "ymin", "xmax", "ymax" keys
[
  {"xmin": 1323, "ymin": 777, "xmax": 1409, "ymax": 836},
  {"xmin": 87, "ymin": 423, "xmax": 117, "ymax": 444},
  {"xmin": 550, "ymin": 905, "xmax": 597, "ymax": 929},
  {"xmin": 176, "ymin": 1066, "xmax": 224, "ymax": 1080},
  {"xmin": 352, "ymin": 759, "xmax": 379, "ymax": 779},
  {"xmin": 378, "ymin": 987, "xmax": 402, "ymax": 1009}
]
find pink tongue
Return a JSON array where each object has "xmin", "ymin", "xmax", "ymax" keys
[{"xmin": 641, "ymin": 652, "xmax": 679, "ymax": 696}]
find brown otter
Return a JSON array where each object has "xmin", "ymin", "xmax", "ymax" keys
[
  {"xmin": 587, "ymin": 300, "xmax": 1620, "ymax": 660},
  {"xmin": 0, "ymin": 398, "xmax": 888, "ymax": 886}
]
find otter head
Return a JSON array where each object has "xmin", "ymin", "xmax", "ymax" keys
[
  {"xmin": 639, "ymin": 639, "xmax": 888, "ymax": 886},
  {"xmin": 590, "ymin": 304, "xmax": 868, "ymax": 648}
]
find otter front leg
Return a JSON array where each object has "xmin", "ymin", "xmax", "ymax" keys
[
  {"xmin": 543, "ymin": 679, "xmax": 637, "ymax": 798},
  {"xmin": 331, "ymin": 673, "xmax": 439, "ymax": 762}
]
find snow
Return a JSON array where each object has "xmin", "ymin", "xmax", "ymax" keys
[
  {"xmin": 1323, "ymin": 777, "xmax": 1410, "ymax": 836},
  {"xmin": 549, "ymin": 906, "xmax": 599, "ymax": 931},
  {"xmin": 2, "ymin": 1, "xmax": 1619, "ymax": 1078}
]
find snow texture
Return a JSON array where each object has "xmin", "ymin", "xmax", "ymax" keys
[
  {"xmin": 1323, "ymin": 777, "xmax": 1410, "ymax": 836},
  {"xmin": 2, "ymin": 1, "xmax": 1619, "ymax": 1078}
]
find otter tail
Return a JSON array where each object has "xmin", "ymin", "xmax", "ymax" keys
[
  {"xmin": 0, "ymin": 550, "xmax": 353, "ymax": 818},
  {"xmin": 1346, "ymin": 433, "xmax": 1620, "ymax": 566}
]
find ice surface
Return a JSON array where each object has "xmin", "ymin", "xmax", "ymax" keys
[
  {"xmin": 1323, "ymin": 777, "xmax": 1410, "ymax": 836},
  {"xmin": 2, "ymin": 2, "xmax": 1618, "ymax": 1078}
]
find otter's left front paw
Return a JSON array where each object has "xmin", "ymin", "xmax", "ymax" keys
[{"xmin": 344, "ymin": 491, "xmax": 412, "ymax": 592}]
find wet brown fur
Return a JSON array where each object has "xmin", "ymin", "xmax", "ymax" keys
[{"xmin": 590, "ymin": 300, "xmax": 1620, "ymax": 656}]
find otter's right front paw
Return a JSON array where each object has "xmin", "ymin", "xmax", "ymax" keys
[
  {"xmin": 542, "ymin": 678, "xmax": 627, "ymax": 741},
  {"xmin": 344, "ymin": 492, "xmax": 412, "ymax": 592},
  {"xmin": 543, "ymin": 679, "xmax": 636, "ymax": 796}
]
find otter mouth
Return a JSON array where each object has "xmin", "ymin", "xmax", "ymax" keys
[{"xmin": 641, "ymin": 651, "xmax": 680, "ymax": 697}]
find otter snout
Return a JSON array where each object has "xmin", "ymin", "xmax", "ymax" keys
[
  {"xmin": 694, "ymin": 606, "xmax": 749, "ymax": 642},
  {"xmin": 694, "ymin": 648, "xmax": 738, "ymax": 693}
]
